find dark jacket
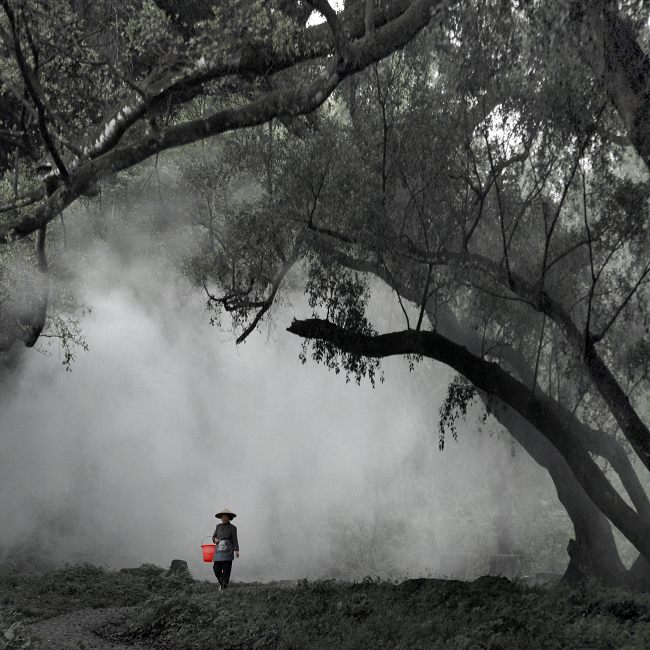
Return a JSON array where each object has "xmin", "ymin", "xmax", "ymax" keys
[{"xmin": 212, "ymin": 522, "xmax": 239, "ymax": 561}]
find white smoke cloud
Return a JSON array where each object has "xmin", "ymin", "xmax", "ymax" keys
[{"xmin": 0, "ymin": 247, "xmax": 572, "ymax": 581}]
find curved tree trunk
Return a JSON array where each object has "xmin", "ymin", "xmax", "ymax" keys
[
  {"xmin": 287, "ymin": 318, "xmax": 650, "ymax": 564},
  {"xmin": 434, "ymin": 304, "xmax": 627, "ymax": 583},
  {"xmin": 487, "ymin": 401, "xmax": 625, "ymax": 584},
  {"xmin": 306, "ymin": 253, "xmax": 648, "ymax": 583}
]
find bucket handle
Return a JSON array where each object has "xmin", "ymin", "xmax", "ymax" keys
[{"xmin": 201, "ymin": 535, "xmax": 215, "ymax": 545}]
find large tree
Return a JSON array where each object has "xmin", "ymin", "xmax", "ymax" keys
[
  {"xmin": 1, "ymin": 0, "xmax": 650, "ymax": 585},
  {"xmin": 175, "ymin": 4, "xmax": 650, "ymax": 583}
]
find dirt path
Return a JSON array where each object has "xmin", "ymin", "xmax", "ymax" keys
[{"xmin": 24, "ymin": 607, "xmax": 148, "ymax": 649}]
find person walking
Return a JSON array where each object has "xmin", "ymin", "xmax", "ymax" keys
[{"xmin": 212, "ymin": 507, "xmax": 239, "ymax": 590}]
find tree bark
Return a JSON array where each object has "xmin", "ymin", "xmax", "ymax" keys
[{"xmin": 489, "ymin": 404, "xmax": 625, "ymax": 584}]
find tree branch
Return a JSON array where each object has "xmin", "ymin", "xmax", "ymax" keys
[
  {"xmin": 287, "ymin": 317, "xmax": 650, "ymax": 559},
  {"xmin": 235, "ymin": 252, "xmax": 299, "ymax": 344},
  {"xmin": 324, "ymin": 246, "xmax": 650, "ymax": 519},
  {"xmin": 78, "ymin": 0, "xmax": 417, "ymax": 163},
  {"xmin": 0, "ymin": 0, "xmax": 439, "ymax": 242},
  {"xmin": 396, "ymin": 242, "xmax": 650, "ymax": 472},
  {"xmin": 593, "ymin": 262, "xmax": 650, "ymax": 344},
  {"xmin": 1, "ymin": 0, "xmax": 69, "ymax": 179}
]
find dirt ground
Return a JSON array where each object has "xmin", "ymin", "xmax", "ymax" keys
[{"xmin": 23, "ymin": 607, "xmax": 146, "ymax": 649}]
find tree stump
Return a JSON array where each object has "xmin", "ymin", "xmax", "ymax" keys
[{"xmin": 169, "ymin": 559, "xmax": 189, "ymax": 574}]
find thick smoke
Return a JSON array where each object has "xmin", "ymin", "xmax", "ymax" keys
[{"xmin": 0, "ymin": 247, "xmax": 572, "ymax": 582}]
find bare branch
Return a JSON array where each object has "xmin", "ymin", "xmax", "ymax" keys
[
  {"xmin": 416, "ymin": 263, "xmax": 433, "ymax": 331},
  {"xmin": 483, "ymin": 132, "xmax": 513, "ymax": 285},
  {"xmin": 541, "ymin": 109, "xmax": 604, "ymax": 281},
  {"xmin": 236, "ymin": 241, "xmax": 303, "ymax": 344},
  {"xmin": 1, "ymin": 0, "xmax": 69, "ymax": 179},
  {"xmin": 583, "ymin": 165, "xmax": 597, "ymax": 346},
  {"xmin": 545, "ymin": 239, "xmax": 589, "ymax": 274},
  {"xmin": 380, "ymin": 254, "xmax": 411, "ymax": 329}
]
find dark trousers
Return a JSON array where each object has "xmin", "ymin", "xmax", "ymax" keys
[{"xmin": 213, "ymin": 560, "xmax": 233, "ymax": 586}]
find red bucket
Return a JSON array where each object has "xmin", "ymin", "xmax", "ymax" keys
[{"xmin": 201, "ymin": 536, "xmax": 216, "ymax": 563}]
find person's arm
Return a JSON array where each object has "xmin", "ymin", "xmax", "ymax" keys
[
  {"xmin": 212, "ymin": 525, "xmax": 220, "ymax": 544},
  {"xmin": 232, "ymin": 526, "xmax": 239, "ymax": 556}
]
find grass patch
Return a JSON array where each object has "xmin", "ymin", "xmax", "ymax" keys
[
  {"xmin": 122, "ymin": 575, "xmax": 650, "ymax": 649},
  {"xmin": 1, "ymin": 565, "xmax": 650, "ymax": 648},
  {"xmin": 0, "ymin": 562, "xmax": 187, "ymax": 619}
]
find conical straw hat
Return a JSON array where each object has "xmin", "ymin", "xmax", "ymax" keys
[{"xmin": 215, "ymin": 507, "xmax": 237, "ymax": 519}]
